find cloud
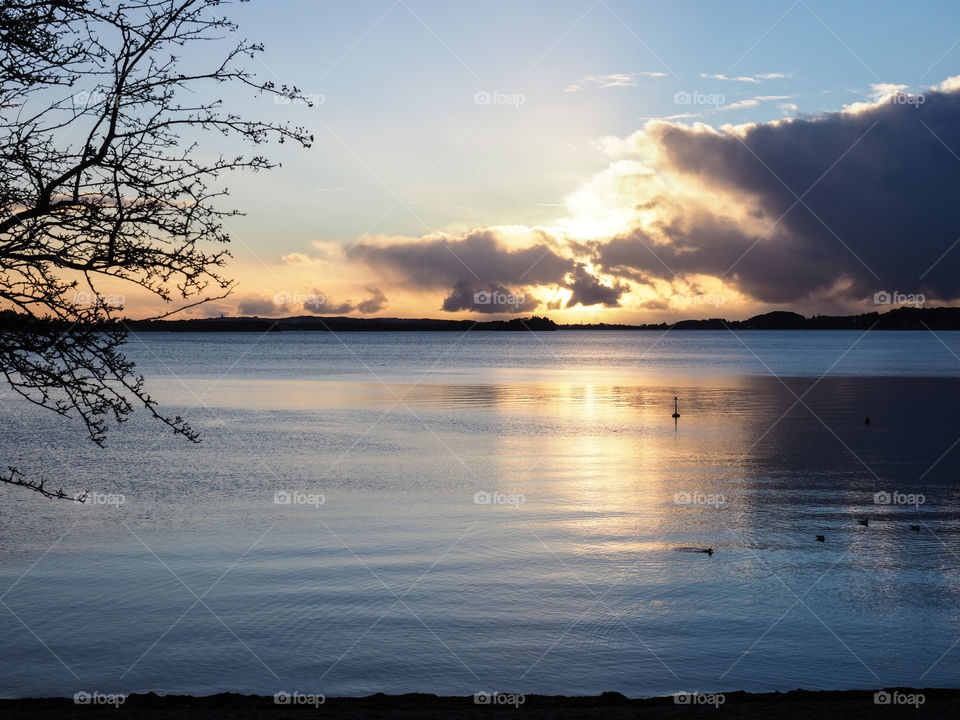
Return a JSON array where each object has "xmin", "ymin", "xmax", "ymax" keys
[
  {"xmin": 302, "ymin": 286, "xmax": 389, "ymax": 316},
  {"xmin": 282, "ymin": 74, "xmax": 960, "ymax": 317},
  {"xmin": 441, "ymin": 279, "xmax": 539, "ymax": 313},
  {"xmin": 238, "ymin": 296, "xmax": 281, "ymax": 316},
  {"xmin": 870, "ymin": 83, "xmax": 909, "ymax": 97},
  {"xmin": 639, "ymin": 112, "xmax": 702, "ymax": 121},
  {"xmin": 356, "ymin": 287, "xmax": 388, "ymax": 314},
  {"xmin": 346, "ymin": 229, "xmax": 572, "ymax": 290},
  {"xmin": 843, "ymin": 83, "xmax": 926, "ymax": 114},
  {"xmin": 317, "ymin": 298, "xmax": 354, "ymax": 314},
  {"xmin": 700, "ymin": 72, "xmax": 792, "ymax": 83},
  {"xmin": 342, "ymin": 229, "xmax": 628, "ymax": 313},
  {"xmin": 593, "ymin": 79, "xmax": 960, "ymax": 304},
  {"xmin": 718, "ymin": 94, "xmax": 794, "ymax": 112},
  {"xmin": 565, "ymin": 264, "xmax": 628, "ymax": 307},
  {"xmin": 701, "ymin": 73, "xmax": 760, "ymax": 83},
  {"xmin": 565, "ymin": 71, "xmax": 666, "ymax": 92},
  {"xmin": 940, "ymin": 75, "xmax": 960, "ymax": 92},
  {"xmin": 235, "ymin": 286, "xmax": 387, "ymax": 317},
  {"xmin": 281, "ymin": 252, "xmax": 321, "ymax": 267}
]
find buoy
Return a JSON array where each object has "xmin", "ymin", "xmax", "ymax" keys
[{"xmin": 672, "ymin": 396, "xmax": 680, "ymax": 419}]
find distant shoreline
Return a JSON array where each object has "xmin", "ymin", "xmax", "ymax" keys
[
  {"xmin": 5, "ymin": 306, "xmax": 960, "ymax": 333},
  {"xmin": 118, "ymin": 306, "xmax": 960, "ymax": 331},
  {"xmin": 0, "ymin": 688, "xmax": 952, "ymax": 718}
]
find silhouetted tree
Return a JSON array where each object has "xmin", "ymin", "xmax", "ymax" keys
[{"xmin": 1, "ymin": 0, "xmax": 312, "ymax": 497}]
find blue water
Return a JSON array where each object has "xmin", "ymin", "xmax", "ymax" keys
[{"xmin": 1, "ymin": 330, "xmax": 960, "ymax": 698}]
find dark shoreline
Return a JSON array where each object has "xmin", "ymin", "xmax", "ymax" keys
[
  {"xmin": 5, "ymin": 306, "xmax": 960, "ymax": 333},
  {"xmin": 1, "ymin": 688, "xmax": 954, "ymax": 719},
  {"xmin": 123, "ymin": 306, "xmax": 960, "ymax": 332}
]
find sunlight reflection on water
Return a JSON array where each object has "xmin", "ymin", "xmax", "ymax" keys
[{"xmin": 1, "ymin": 331, "xmax": 959, "ymax": 698}]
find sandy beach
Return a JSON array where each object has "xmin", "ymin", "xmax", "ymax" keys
[{"xmin": 1, "ymin": 689, "xmax": 954, "ymax": 719}]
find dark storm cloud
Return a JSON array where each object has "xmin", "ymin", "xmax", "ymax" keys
[
  {"xmin": 238, "ymin": 296, "xmax": 280, "ymax": 316},
  {"xmin": 601, "ymin": 212, "xmax": 831, "ymax": 303},
  {"xmin": 348, "ymin": 229, "xmax": 626, "ymax": 311},
  {"xmin": 303, "ymin": 286, "xmax": 389, "ymax": 316},
  {"xmin": 565, "ymin": 263, "xmax": 628, "ymax": 307},
  {"xmin": 348, "ymin": 229, "xmax": 573, "ymax": 288},
  {"xmin": 441, "ymin": 279, "xmax": 540, "ymax": 314},
  {"xmin": 597, "ymin": 84, "xmax": 960, "ymax": 303},
  {"xmin": 317, "ymin": 299, "xmax": 355, "ymax": 314},
  {"xmin": 355, "ymin": 287, "xmax": 388, "ymax": 314}
]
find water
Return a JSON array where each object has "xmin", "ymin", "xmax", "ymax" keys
[{"xmin": 1, "ymin": 330, "xmax": 960, "ymax": 698}]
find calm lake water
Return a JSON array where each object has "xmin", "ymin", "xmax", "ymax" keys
[{"xmin": 2, "ymin": 330, "xmax": 960, "ymax": 698}]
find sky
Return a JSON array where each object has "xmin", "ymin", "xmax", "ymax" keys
[{"xmin": 124, "ymin": 0, "xmax": 960, "ymax": 322}]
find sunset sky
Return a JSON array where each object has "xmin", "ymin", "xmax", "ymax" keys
[{"xmin": 128, "ymin": 0, "xmax": 960, "ymax": 323}]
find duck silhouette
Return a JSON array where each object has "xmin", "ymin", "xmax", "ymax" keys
[
  {"xmin": 816, "ymin": 535, "xmax": 825, "ymax": 542},
  {"xmin": 910, "ymin": 525, "xmax": 921, "ymax": 532},
  {"xmin": 858, "ymin": 518, "xmax": 869, "ymax": 527}
]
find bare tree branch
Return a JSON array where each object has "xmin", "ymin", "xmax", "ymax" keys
[{"xmin": 1, "ymin": 0, "xmax": 312, "ymax": 498}]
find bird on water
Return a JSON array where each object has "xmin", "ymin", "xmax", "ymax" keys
[{"xmin": 816, "ymin": 535, "xmax": 825, "ymax": 542}]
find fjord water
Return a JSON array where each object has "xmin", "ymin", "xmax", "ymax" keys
[{"xmin": 2, "ymin": 330, "xmax": 960, "ymax": 698}]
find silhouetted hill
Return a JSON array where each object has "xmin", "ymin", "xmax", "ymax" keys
[
  {"xmin": 739, "ymin": 311, "xmax": 808, "ymax": 329},
  {"xmin": 1, "ymin": 687, "xmax": 958, "ymax": 719},
  {"xmin": 6, "ymin": 307, "xmax": 960, "ymax": 333},
  {"xmin": 563, "ymin": 307, "xmax": 960, "ymax": 330}
]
